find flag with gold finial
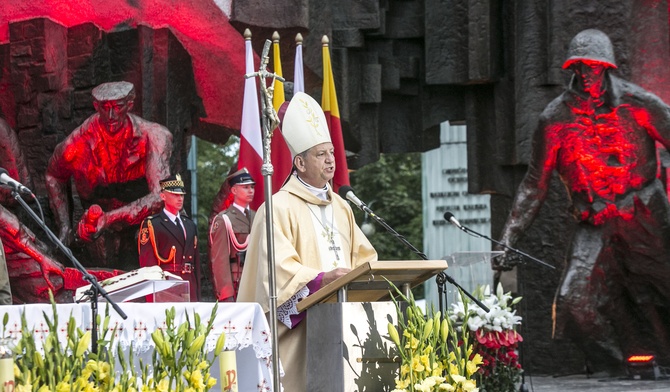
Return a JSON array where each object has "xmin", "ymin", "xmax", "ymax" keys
[
  {"xmin": 321, "ymin": 35, "xmax": 350, "ymax": 193},
  {"xmin": 294, "ymin": 33, "xmax": 304, "ymax": 94},
  {"xmin": 270, "ymin": 31, "xmax": 293, "ymax": 192},
  {"xmin": 236, "ymin": 29, "xmax": 264, "ymax": 210}
]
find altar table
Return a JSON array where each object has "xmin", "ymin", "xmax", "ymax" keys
[{"xmin": 0, "ymin": 302, "xmax": 280, "ymax": 392}]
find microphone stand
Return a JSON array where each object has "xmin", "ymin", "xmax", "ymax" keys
[
  {"xmin": 10, "ymin": 189, "xmax": 127, "ymax": 354},
  {"xmin": 361, "ymin": 206, "xmax": 489, "ymax": 313},
  {"xmin": 456, "ymin": 225, "xmax": 555, "ymax": 270},
  {"xmin": 453, "ymin": 221, "xmax": 549, "ymax": 392}
]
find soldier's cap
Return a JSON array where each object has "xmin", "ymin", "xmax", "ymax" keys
[
  {"xmin": 280, "ymin": 92, "xmax": 331, "ymax": 157},
  {"xmin": 92, "ymin": 81, "xmax": 136, "ymax": 102},
  {"xmin": 227, "ymin": 168, "xmax": 255, "ymax": 186},
  {"xmin": 160, "ymin": 174, "xmax": 186, "ymax": 195}
]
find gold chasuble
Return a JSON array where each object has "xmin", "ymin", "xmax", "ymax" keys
[{"xmin": 237, "ymin": 175, "xmax": 377, "ymax": 391}]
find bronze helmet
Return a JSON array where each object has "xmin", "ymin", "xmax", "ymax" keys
[{"xmin": 562, "ymin": 29, "xmax": 617, "ymax": 69}]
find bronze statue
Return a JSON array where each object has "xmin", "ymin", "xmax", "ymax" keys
[
  {"xmin": 0, "ymin": 118, "xmax": 66, "ymax": 303},
  {"xmin": 46, "ymin": 81, "xmax": 172, "ymax": 270},
  {"xmin": 497, "ymin": 29, "xmax": 670, "ymax": 372}
]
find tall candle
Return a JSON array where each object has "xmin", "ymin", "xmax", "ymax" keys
[
  {"xmin": 219, "ymin": 350, "xmax": 238, "ymax": 392},
  {"xmin": 0, "ymin": 339, "xmax": 14, "ymax": 392}
]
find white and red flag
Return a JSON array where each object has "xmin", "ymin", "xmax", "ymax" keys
[{"xmin": 237, "ymin": 32, "xmax": 264, "ymax": 210}]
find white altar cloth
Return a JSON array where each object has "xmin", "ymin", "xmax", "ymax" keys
[{"xmin": 0, "ymin": 302, "xmax": 280, "ymax": 392}]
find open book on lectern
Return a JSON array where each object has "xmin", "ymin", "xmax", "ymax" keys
[
  {"xmin": 296, "ymin": 260, "xmax": 448, "ymax": 313},
  {"xmin": 75, "ymin": 266, "xmax": 187, "ymax": 303}
]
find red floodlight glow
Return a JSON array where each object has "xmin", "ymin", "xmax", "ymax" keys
[{"xmin": 627, "ymin": 355, "xmax": 655, "ymax": 363}]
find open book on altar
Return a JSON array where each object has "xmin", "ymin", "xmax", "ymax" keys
[
  {"xmin": 75, "ymin": 266, "xmax": 189, "ymax": 303},
  {"xmin": 296, "ymin": 259, "xmax": 448, "ymax": 312}
]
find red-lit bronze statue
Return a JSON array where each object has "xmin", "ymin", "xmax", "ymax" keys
[
  {"xmin": 497, "ymin": 29, "xmax": 670, "ymax": 372},
  {"xmin": 0, "ymin": 118, "xmax": 67, "ymax": 303},
  {"xmin": 46, "ymin": 81, "xmax": 172, "ymax": 270}
]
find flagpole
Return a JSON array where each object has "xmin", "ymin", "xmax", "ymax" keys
[{"xmin": 244, "ymin": 38, "xmax": 284, "ymax": 391}]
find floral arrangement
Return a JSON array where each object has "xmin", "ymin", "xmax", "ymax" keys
[
  {"xmin": 449, "ymin": 283, "xmax": 523, "ymax": 392},
  {"xmin": 385, "ymin": 282, "xmax": 482, "ymax": 392},
  {"xmin": 10, "ymin": 294, "xmax": 226, "ymax": 392}
]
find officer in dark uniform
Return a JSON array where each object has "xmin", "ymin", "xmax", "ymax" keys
[{"xmin": 138, "ymin": 174, "xmax": 201, "ymax": 301}]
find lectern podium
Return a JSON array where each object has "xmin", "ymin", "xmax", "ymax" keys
[{"xmin": 301, "ymin": 260, "xmax": 448, "ymax": 392}]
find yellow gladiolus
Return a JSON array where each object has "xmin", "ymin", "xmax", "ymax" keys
[
  {"xmin": 55, "ymin": 381, "xmax": 70, "ymax": 392},
  {"xmin": 99, "ymin": 361, "xmax": 112, "ymax": 381},
  {"xmin": 214, "ymin": 332, "xmax": 226, "ymax": 356},
  {"xmin": 441, "ymin": 318, "xmax": 449, "ymax": 343},
  {"xmin": 400, "ymin": 363, "xmax": 410, "ymax": 376},
  {"xmin": 188, "ymin": 368, "xmax": 205, "ymax": 390},
  {"xmin": 405, "ymin": 336, "xmax": 420, "ymax": 350},
  {"xmin": 395, "ymin": 377, "xmax": 410, "ymax": 389},
  {"xmin": 187, "ymin": 335, "xmax": 206, "ymax": 356},
  {"xmin": 461, "ymin": 379, "xmax": 478, "ymax": 392},
  {"xmin": 419, "ymin": 354, "xmax": 431, "ymax": 372},
  {"xmin": 470, "ymin": 353, "xmax": 483, "ymax": 366},
  {"xmin": 206, "ymin": 377, "xmax": 217, "ymax": 389},
  {"xmin": 466, "ymin": 360, "xmax": 479, "ymax": 377},
  {"xmin": 411, "ymin": 355, "xmax": 425, "ymax": 372},
  {"xmin": 388, "ymin": 323, "xmax": 401, "ymax": 346},
  {"xmin": 422, "ymin": 319, "xmax": 433, "ymax": 340},
  {"xmin": 76, "ymin": 331, "xmax": 91, "ymax": 358},
  {"xmin": 156, "ymin": 378, "xmax": 170, "ymax": 392}
]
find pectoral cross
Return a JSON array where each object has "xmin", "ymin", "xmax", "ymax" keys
[
  {"xmin": 329, "ymin": 243, "xmax": 342, "ymax": 268},
  {"xmin": 324, "ymin": 227, "xmax": 341, "ymax": 267}
]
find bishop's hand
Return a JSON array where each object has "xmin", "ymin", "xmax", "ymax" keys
[{"xmin": 321, "ymin": 268, "xmax": 351, "ymax": 288}]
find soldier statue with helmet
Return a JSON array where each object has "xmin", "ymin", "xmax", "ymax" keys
[{"xmin": 496, "ymin": 29, "xmax": 670, "ymax": 372}]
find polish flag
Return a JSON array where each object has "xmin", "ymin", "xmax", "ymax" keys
[
  {"xmin": 322, "ymin": 35, "xmax": 350, "ymax": 193},
  {"xmin": 237, "ymin": 31, "xmax": 264, "ymax": 210}
]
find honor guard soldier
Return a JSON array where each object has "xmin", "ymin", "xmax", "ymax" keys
[
  {"xmin": 208, "ymin": 168, "xmax": 256, "ymax": 301},
  {"xmin": 138, "ymin": 174, "xmax": 201, "ymax": 301}
]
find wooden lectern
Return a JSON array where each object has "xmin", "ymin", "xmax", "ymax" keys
[{"xmin": 301, "ymin": 260, "xmax": 448, "ymax": 392}]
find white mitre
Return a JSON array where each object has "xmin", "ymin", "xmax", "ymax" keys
[{"xmin": 281, "ymin": 92, "xmax": 332, "ymax": 157}]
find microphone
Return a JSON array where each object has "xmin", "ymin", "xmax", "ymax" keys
[
  {"xmin": 337, "ymin": 186, "xmax": 427, "ymax": 261},
  {"xmin": 338, "ymin": 186, "xmax": 371, "ymax": 213},
  {"xmin": 444, "ymin": 211, "xmax": 555, "ymax": 270},
  {"xmin": 0, "ymin": 168, "xmax": 32, "ymax": 195},
  {"xmin": 336, "ymin": 191, "xmax": 490, "ymax": 312},
  {"xmin": 443, "ymin": 211, "xmax": 465, "ymax": 230}
]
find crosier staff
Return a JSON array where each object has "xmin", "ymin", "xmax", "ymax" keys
[{"xmin": 244, "ymin": 39, "xmax": 284, "ymax": 391}]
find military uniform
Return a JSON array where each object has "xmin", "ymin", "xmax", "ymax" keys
[
  {"xmin": 138, "ymin": 174, "xmax": 201, "ymax": 301},
  {"xmin": 209, "ymin": 205, "xmax": 255, "ymax": 301},
  {"xmin": 208, "ymin": 168, "xmax": 256, "ymax": 301}
]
